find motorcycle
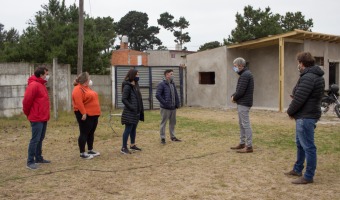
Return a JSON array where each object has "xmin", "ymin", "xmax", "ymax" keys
[{"xmin": 321, "ymin": 84, "xmax": 340, "ymax": 118}]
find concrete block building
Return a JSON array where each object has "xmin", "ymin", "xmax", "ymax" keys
[{"xmin": 186, "ymin": 29, "xmax": 340, "ymax": 111}]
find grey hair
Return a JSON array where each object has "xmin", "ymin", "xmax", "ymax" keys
[{"xmin": 233, "ymin": 57, "xmax": 246, "ymax": 67}]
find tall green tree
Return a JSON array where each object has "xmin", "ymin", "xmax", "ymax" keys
[
  {"xmin": 226, "ymin": 5, "xmax": 313, "ymax": 44},
  {"xmin": 115, "ymin": 11, "xmax": 161, "ymax": 51},
  {"xmin": 0, "ymin": 23, "xmax": 6, "ymax": 49},
  {"xmin": 158, "ymin": 12, "xmax": 190, "ymax": 49},
  {"xmin": 280, "ymin": 11, "xmax": 313, "ymax": 32},
  {"xmin": 0, "ymin": 23, "xmax": 20, "ymax": 61},
  {"xmin": 2, "ymin": 0, "xmax": 116, "ymax": 74},
  {"xmin": 198, "ymin": 41, "xmax": 222, "ymax": 52}
]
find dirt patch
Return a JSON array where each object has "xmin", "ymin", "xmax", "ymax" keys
[{"xmin": 0, "ymin": 107, "xmax": 339, "ymax": 200}]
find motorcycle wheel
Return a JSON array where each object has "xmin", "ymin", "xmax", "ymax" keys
[
  {"xmin": 335, "ymin": 104, "xmax": 340, "ymax": 118},
  {"xmin": 321, "ymin": 101, "xmax": 329, "ymax": 114}
]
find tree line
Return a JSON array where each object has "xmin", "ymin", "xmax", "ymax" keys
[{"xmin": 0, "ymin": 0, "xmax": 313, "ymax": 74}]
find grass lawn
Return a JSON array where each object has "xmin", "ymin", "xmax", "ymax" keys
[{"xmin": 0, "ymin": 107, "xmax": 339, "ymax": 200}]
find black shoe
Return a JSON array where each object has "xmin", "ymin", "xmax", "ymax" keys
[
  {"xmin": 130, "ymin": 145, "xmax": 142, "ymax": 151},
  {"xmin": 36, "ymin": 159, "xmax": 51, "ymax": 164},
  {"xmin": 171, "ymin": 137, "xmax": 181, "ymax": 142},
  {"xmin": 161, "ymin": 138, "xmax": 166, "ymax": 144},
  {"xmin": 120, "ymin": 147, "xmax": 131, "ymax": 154}
]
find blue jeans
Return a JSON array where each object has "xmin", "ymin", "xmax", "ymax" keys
[
  {"xmin": 293, "ymin": 118, "xmax": 317, "ymax": 181},
  {"xmin": 122, "ymin": 123, "xmax": 137, "ymax": 149},
  {"xmin": 27, "ymin": 122, "xmax": 47, "ymax": 164}
]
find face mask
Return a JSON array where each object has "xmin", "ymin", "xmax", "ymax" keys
[
  {"xmin": 134, "ymin": 77, "xmax": 139, "ymax": 82},
  {"xmin": 233, "ymin": 66, "xmax": 239, "ymax": 73},
  {"xmin": 297, "ymin": 64, "xmax": 302, "ymax": 72},
  {"xmin": 170, "ymin": 75, "xmax": 174, "ymax": 81},
  {"xmin": 44, "ymin": 75, "xmax": 50, "ymax": 81},
  {"xmin": 89, "ymin": 80, "xmax": 93, "ymax": 86}
]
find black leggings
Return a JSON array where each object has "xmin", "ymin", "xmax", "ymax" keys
[{"xmin": 75, "ymin": 111, "xmax": 99, "ymax": 153}]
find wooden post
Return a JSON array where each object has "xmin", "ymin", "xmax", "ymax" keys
[
  {"xmin": 77, "ymin": 0, "xmax": 84, "ymax": 75},
  {"xmin": 279, "ymin": 37, "xmax": 285, "ymax": 112},
  {"xmin": 53, "ymin": 58, "xmax": 58, "ymax": 120}
]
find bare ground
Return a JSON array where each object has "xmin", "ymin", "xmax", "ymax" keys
[{"xmin": 0, "ymin": 107, "xmax": 339, "ymax": 200}]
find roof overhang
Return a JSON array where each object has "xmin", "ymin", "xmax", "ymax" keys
[{"xmin": 227, "ymin": 29, "xmax": 340, "ymax": 50}]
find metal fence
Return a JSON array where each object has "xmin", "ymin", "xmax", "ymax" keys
[{"xmin": 114, "ymin": 66, "xmax": 184, "ymax": 110}]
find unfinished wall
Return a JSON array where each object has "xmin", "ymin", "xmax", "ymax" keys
[
  {"xmin": 186, "ymin": 46, "xmax": 228, "ymax": 107},
  {"xmin": 0, "ymin": 63, "xmax": 33, "ymax": 117},
  {"xmin": 146, "ymin": 50, "xmax": 194, "ymax": 66},
  {"xmin": 304, "ymin": 40, "xmax": 340, "ymax": 89},
  {"xmin": 0, "ymin": 63, "xmax": 71, "ymax": 117}
]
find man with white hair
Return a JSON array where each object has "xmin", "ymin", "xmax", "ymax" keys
[{"xmin": 230, "ymin": 57, "xmax": 254, "ymax": 153}]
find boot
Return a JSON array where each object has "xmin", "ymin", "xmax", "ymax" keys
[
  {"xmin": 230, "ymin": 144, "xmax": 245, "ymax": 150},
  {"xmin": 236, "ymin": 146, "xmax": 253, "ymax": 153}
]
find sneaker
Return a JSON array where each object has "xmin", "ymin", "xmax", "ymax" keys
[
  {"xmin": 36, "ymin": 159, "xmax": 51, "ymax": 164},
  {"xmin": 171, "ymin": 137, "xmax": 181, "ymax": 142},
  {"xmin": 80, "ymin": 153, "xmax": 94, "ymax": 160},
  {"xmin": 130, "ymin": 145, "xmax": 142, "ymax": 151},
  {"xmin": 26, "ymin": 163, "xmax": 38, "ymax": 170},
  {"xmin": 88, "ymin": 150, "xmax": 100, "ymax": 157},
  {"xmin": 120, "ymin": 147, "xmax": 131, "ymax": 154},
  {"xmin": 161, "ymin": 138, "xmax": 166, "ymax": 144}
]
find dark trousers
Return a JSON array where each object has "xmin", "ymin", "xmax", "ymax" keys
[
  {"xmin": 75, "ymin": 111, "xmax": 99, "ymax": 153},
  {"xmin": 122, "ymin": 123, "xmax": 138, "ymax": 149},
  {"xmin": 27, "ymin": 122, "xmax": 47, "ymax": 164}
]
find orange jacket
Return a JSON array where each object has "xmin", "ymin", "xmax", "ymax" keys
[{"xmin": 72, "ymin": 84, "xmax": 101, "ymax": 116}]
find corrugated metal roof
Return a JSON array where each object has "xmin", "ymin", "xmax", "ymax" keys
[{"xmin": 227, "ymin": 29, "xmax": 340, "ymax": 50}]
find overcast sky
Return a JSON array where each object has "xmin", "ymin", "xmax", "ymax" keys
[{"xmin": 1, "ymin": 0, "xmax": 340, "ymax": 51}]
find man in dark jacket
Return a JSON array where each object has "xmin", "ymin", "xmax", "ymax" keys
[
  {"xmin": 156, "ymin": 69, "xmax": 181, "ymax": 144},
  {"xmin": 22, "ymin": 66, "xmax": 51, "ymax": 170},
  {"xmin": 230, "ymin": 57, "xmax": 254, "ymax": 153},
  {"xmin": 285, "ymin": 52, "xmax": 325, "ymax": 184}
]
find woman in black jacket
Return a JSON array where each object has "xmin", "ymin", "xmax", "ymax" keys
[{"xmin": 120, "ymin": 69, "xmax": 144, "ymax": 154}]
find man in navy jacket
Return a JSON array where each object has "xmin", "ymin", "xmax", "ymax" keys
[{"xmin": 156, "ymin": 69, "xmax": 181, "ymax": 144}]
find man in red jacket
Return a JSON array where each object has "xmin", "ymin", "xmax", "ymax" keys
[{"xmin": 23, "ymin": 66, "xmax": 51, "ymax": 170}]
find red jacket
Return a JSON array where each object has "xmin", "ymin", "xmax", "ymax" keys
[{"xmin": 22, "ymin": 75, "xmax": 50, "ymax": 122}]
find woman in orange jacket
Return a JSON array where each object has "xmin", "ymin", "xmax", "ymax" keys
[{"xmin": 72, "ymin": 72, "xmax": 101, "ymax": 159}]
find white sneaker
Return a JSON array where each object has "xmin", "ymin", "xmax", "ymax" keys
[
  {"xmin": 80, "ymin": 153, "xmax": 94, "ymax": 159},
  {"xmin": 88, "ymin": 150, "xmax": 100, "ymax": 157}
]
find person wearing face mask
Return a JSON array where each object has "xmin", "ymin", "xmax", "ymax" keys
[
  {"xmin": 23, "ymin": 66, "xmax": 51, "ymax": 170},
  {"xmin": 120, "ymin": 69, "xmax": 144, "ymax": 154},
  {"xmin": 285, "ymin": 52, "xmax": 325, "ymax": 184},
  {"xmin": 156, "ymin": 69, "xmax": 181, "ymax": 144},
  {"xmin": 72, "ymin": 72, "xmax": 101, "ymax": 159},
  {"xmin": 230, "ymin": 57, "xmax": 254, "ymax": 153}
]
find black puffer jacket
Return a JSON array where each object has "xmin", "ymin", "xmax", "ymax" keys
[
  {"xmin": 232, "ymin": 68, "xmax": 254, "ymax": 107},
  {"xmin": 121, "ymin": 81, "xmax": 144, "ymax": 125},
  {"xmin": 287, "ymin": 66, "xmax": 325, "ymax": 119}
]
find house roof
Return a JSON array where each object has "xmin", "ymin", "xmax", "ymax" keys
[{"xmin": 227, "ymin": 29, "xmax": 340, "ymax": 49}]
